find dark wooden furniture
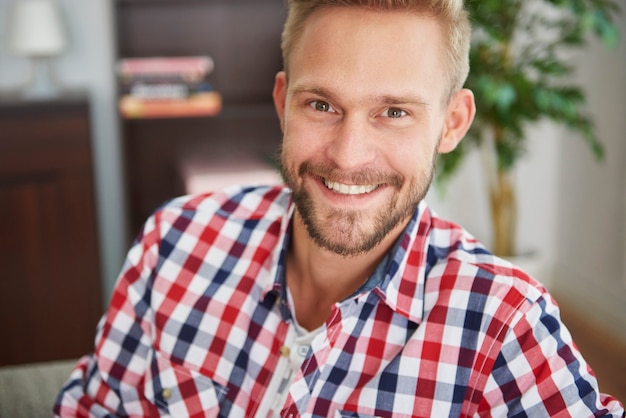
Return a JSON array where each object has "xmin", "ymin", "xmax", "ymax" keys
[
  {"xmin": 0, "ymin": 96, "xmax": 103, "ymax": 366},
  {"xmin": 115, "ymin": 0, "xmax": 287, "ymax": 234}
]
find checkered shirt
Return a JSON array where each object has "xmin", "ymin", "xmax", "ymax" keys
[{"xmin": 54, "ymin": 185, "xmax": 624, "ymax": 417}]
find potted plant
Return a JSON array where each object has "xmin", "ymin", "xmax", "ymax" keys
[{"xmin": 437, "ymin": 0, "xmax": 621, "ymax": 257}]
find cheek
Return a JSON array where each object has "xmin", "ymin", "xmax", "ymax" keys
[
  {"xmin": 390, "ymin": 139, "xmax": 438, "ymax": 179},
  {"xmin": 282, "ymin": 119, "xmax": 327, "ymax": 160},
  {"xmin": 280, "ymin": 132, "xmax": 311, "ymax": 174}
]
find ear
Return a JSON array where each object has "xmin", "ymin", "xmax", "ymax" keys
[
  {"xmin": 437, "ymin": 88, "xmax": 476, "ymax": 153},
  {"xmin": 273, "ymin": 71, "xmax": 287, "ymax": 131}
]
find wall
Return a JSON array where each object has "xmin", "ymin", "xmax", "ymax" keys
[
  {"xmin": 0, "ymin": 1, "xmax": 624, "ymax": 331},
  {"xmin": 0, "ymin": 0, "xmax": 126, "ymax": 303},
  {"xmin": 554, "ymin": 9, "xmax": 626, "ymax": 343}
]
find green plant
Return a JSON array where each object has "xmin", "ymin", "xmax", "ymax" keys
[{"xmin": 437, "ymin": 0, "xmax": 621, "ymax": 256}]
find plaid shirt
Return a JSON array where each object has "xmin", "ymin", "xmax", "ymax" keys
[{"xmin": 55, "ymin": 185, "xmax": 624, "ymax": 417}]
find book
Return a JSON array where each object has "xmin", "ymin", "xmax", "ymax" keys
[
  {"xmin": 117, "ymin": 55, "xmax": 222, "ymax": 119},
  {"xmin": 117, "ymin": 56, "xmax": 214, "ymax": 81},
  {"xmin": 122, "ymin": 81, "xmax": 214, "ymax": 101},
  {"xmin": 119, "ymin": 91, "xmax": 222, "ymax": 119}
]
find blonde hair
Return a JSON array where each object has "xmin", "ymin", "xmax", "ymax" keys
[{"xmin": 281, "ymin": 0, "xmax": 471, "ymax": 101}]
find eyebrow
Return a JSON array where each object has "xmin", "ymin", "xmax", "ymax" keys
[{"xmin": 290, "ymin": 85, "xmax": 432, "ymax": 110}]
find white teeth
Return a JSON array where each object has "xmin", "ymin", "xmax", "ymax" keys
[{"xmin": 324, "ymin": 180, "xmax": 378, "ymax": 195}]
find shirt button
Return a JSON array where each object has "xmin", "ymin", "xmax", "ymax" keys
[
  {"xmin": 279, "ymin": 345, "xmax": 290, "ymax": 357},
  {"xmin": 297, "ymin": 345, "xmax": 309, "ymax": 358},
  {"xmin": 162, "ymin": 387, "xmax": 172, "ymax": 401}
]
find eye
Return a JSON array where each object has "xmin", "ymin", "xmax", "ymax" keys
[
  {"xmin": 383, "ymin": 107, "xmax": 407, "ymax": 119},
  {"xmin": 310, "ymin": 100, "xmax": 335, "ymax": 113}
]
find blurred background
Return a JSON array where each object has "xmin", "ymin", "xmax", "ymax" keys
[{"xmin": 0, "ymin": 0, "xmax": 624, "ymax": 406}]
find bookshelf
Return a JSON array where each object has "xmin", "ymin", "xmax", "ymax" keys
[{"xmin": 114, "ymin": 0, "xmax": 287, "ymax": 235}]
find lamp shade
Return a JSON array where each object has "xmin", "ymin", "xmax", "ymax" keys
[{"xmin": 9, "ymin": 0, "xmax": 67, "ymax": 57}]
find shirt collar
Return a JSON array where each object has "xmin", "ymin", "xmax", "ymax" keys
[{"xmin": 375, "ymin": 200, "xmax": 432, "ymax": 325}]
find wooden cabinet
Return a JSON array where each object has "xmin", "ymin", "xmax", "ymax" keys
[
  {"xmin": 115, "ymin": 0, "xmax": 287, "ymax": 234},
  {"xmin": 0, "ymin": 96, "xmax": 103, "ymax": 366}
]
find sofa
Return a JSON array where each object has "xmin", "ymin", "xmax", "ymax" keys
[{"xmin": 0, "ymin": 359, "xmax": 77, "ymax": 418}]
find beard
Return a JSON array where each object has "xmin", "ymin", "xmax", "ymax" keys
[{"xmin": 278, "ymin": 148, "xmax": 438, "ymax": 257}]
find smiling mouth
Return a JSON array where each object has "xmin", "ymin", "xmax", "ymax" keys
[{"xmin": 323, "ymin": 179, "xmax": 379, "ymax": 195}]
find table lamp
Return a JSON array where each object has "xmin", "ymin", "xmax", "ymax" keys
[{"xmin": 8, "ymin": 0, "xmax": 67, "ymax": 99}]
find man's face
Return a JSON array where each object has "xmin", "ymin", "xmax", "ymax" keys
[{"xmin": 274, "ymin": 7, "xmax": 464, "ymax": 256}]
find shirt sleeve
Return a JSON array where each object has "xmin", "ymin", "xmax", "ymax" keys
[
  {"xmin": 480, "ymin": 293, "xmax": 625, "ymax": 417},
  {"xmin": 54, "ymin": 211, "xmax": 163, "ymax": 417}
]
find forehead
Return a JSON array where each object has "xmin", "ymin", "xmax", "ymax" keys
[{"xmin": 287, "ymin": 6, "xmax": 447, "ymax": 102}]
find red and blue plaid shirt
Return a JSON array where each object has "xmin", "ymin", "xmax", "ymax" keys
[{"xmin": 55, "ymin": 185, "xmax": 624, "ymax": 417}]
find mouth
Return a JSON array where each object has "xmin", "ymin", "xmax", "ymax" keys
[{"xmin": 323, "ymin": 178, "xmax": 379, "ymax": 195}]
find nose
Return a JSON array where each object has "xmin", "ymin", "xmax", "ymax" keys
[{"xmin": 326, "ymin": 114, "xmax": 377, "ymax": 170}]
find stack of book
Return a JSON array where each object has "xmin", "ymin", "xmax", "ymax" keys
[{"xmin": 117, "ymin": 56, "xmax": 222, "ymax": 119}]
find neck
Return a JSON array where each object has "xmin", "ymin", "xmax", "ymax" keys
[{"xmin": 286, "ymin": 212, "xmax": 405, "ymax": 330}]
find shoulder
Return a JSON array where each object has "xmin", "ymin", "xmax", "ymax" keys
[
  {"xmin": 154, "ymin": 184, "xmax": 292, "ymax": 225},
  {"xmin": 131, "ymin": 185, "xmax": 292, "ymax": 253},
  {"xmin": 423, "ymin": 208, "xmax": 546, "ymax": 329}
]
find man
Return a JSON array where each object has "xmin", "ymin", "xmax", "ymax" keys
[{"xmin": 55, "ymin": 0, "xmax": 624, "ymax": 416}]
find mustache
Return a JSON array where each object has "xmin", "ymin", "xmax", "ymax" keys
[{"xmin": 298, "ymin": 161, "xmax": 404, "ymax": 189}]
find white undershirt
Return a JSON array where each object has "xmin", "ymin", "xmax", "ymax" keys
[{"xmin": 255, "ymin": 289, "xmax": 323, "ymax": 418}]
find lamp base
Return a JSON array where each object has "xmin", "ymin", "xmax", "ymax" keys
[{"xmin": 22, "ymin": 57, "xmax": 62, "ymax": 100}]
